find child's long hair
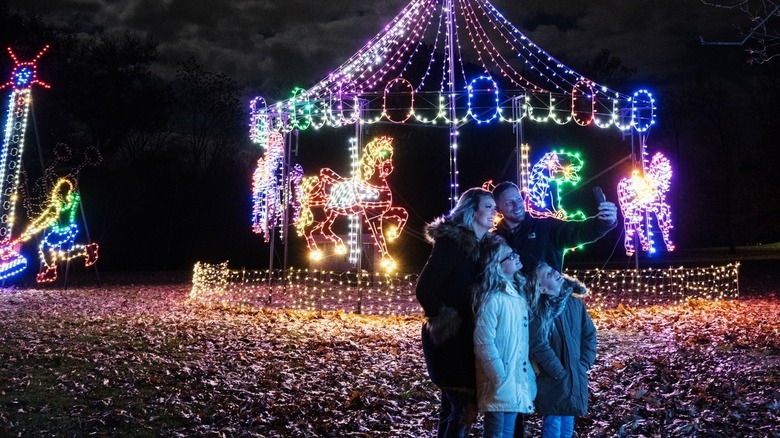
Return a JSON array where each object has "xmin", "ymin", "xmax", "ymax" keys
[
  {"xmin": 471, "ymin": 234, "xmax": 526, "ymax": 316},
  {"xmin": 526, "ymin": 262, "xmax": 586, "ymax": 339}
]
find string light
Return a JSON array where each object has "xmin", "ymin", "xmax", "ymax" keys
[
  {"xmin": 630, "ymin": 89, "xmax": 656, "ymax": 132},
  {"xmin": 190, "ymin": 262, "xmax": 740, "ymax": 315},
  {"xmin": 248, "ymin": 0, "xmax": 651, "ymax": 136},
  {"xmin": 294, "ymin": 137, "xmax": 408, "ymax": 272},
  {"xmin": 0, "ymin": 178, "xmax": 98, "ymax": 282},
  {"xmin": 527, "ymin": 150, "xmax": 586, "ymax": 221},
  {"xmin": 34, "ymin": 179, "xmax": 99, "ymax": 283},
  {"xmin": 618, "ymin": 151, "xmax": 675, "ymax": 255},
  {"xmin": 0, "ymin": 45, "xmax": 50, "ymax": 279},
  {"xmin": 251, "ymin": 131, "xmax": 300, "ymax": 242}
]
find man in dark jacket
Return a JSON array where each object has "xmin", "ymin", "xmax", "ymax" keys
[
  {"xmin": 492, "ymin": 181, "xmax": 616, "ymax": 437},
  {"xmin": 492, "ymin": 181, "xmax": 617, "ymax": 272}
]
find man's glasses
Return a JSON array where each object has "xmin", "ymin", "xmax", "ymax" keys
[{"xmin": 500, "ymin": 252, "xmax": 519, "ymax": 264}]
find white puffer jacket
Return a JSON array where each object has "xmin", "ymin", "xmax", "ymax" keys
[{"xmin": 473, "ymin": 286, "xmax": 537, "ymax": 413}]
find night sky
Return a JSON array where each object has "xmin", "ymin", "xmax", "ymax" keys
[
  {"xmin": 2, "ymin": 0, "xmax": 778, "ymax": 274},
  {"xmin": 8, "ymin": 0, "xmax": 753, "ymax": 96}
]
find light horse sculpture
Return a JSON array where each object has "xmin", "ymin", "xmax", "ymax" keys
[
  {"xmin": 617, "ymin": 152, "xmax": 675, "ymax": 255},
  {"xmin": 527, "ymin": 151, "xmax": 585, "ymax": 220},
  {"xmin": 295, "ymin": 136, "xmax": 408, "ymax": 271},
  {"xmin": 251, "ymin": 131, "xmax": 302, "ymax": 242}
]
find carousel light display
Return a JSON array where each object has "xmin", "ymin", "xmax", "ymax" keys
[
  {"xmin": 190, "ymin": 262, "xmax": 739, "ymax": 315},
  {"xmin": 617, "ymin": 151, "xmax": 675, "ymax": 256},
  {"xmin": 0, "ymin": 45, "xmax": 50, "ymax": 279},
  {"xmin": 294, "ymin": 136, "xmax": 408, "ymax": 272},
  {"xmin": 526, "ymin": 150, "xmax": 587, "ymax": 221},
  {"xmin": 249, "ymin": 0, "xmax": 657, "ymax": 206},
  {"xmin": 251, "ymin": 131, "xmax": 302, "ymax": 242}
]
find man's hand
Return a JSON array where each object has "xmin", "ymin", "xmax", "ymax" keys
[{"xmin": 597, "ymin": 202, "xmax": 618, "ymax": 224}]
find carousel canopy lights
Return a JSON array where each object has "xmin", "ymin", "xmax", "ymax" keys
[{"xmin": 249, "ymin": 0, "xmax": 655, "ymax": 137}]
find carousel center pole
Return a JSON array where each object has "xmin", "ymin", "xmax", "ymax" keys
[{"xmin": 446, "ymin": 0, "xmax": 459, "ymax": 209}]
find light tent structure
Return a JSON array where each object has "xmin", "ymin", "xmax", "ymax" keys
[{"xmin": 249, "ymin": 0, "xmax": 659, "ymax": 271}]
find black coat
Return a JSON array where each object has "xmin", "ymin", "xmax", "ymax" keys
[
  {"xmin": 415, "ymin": 218, "xmax": 481, "ymax": 390},
  {"xmin": 495, "ymin": 215, "xmax": 616, "ymax": 272}
]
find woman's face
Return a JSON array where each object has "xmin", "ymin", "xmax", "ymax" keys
[
  {"xmin": 536, "ymin": 263, "xmax": 564, "ymax": 296},
  {"xmin": 498, "ymin": 245, "xmax": 522, "ymax": 277},
  {"xmin": 472, "ymin": 196, "xmax": 497, "ymax": 235}
]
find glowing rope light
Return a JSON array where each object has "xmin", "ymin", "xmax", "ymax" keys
[
  {"xmin": 251, "ymin": 132, "xmax": 285, "ymax": 241},
  {"xmin": 251, "ymin": 132, "xmax": 302, "ymax": 242},
  {"xmin": 466, "ymin": 75, "xmax": 499, "ymax": 123},
  {"xmin": 631, "ymin": 89, "xmax": 656, "ymax": 133},
  {"xmin": 294, "ymin": 137, "xmax": 408, "ymax": 272},
  {"xmin": 0, "ymin": 178, "xmax": 97, "ymax": 282},
  {"xmin": 249, "ymin": 96, "xmax": 270, "ymax": 147},
  {"xmin": 572, "ymin": 80, "xmax": 595, "ymax": 126},
  {"xmin": 0, "ymin": 45, "xmax": 51, "ymax": 279},
  {"xmin": 348, "ymin": 138, "xmax": 361, "ymax": 263},
  {"xmin": 34, "ymin": 179, "xmax": 99, "ymax": 282},
  {"xmin": 383, "ymin": 78, "xmax": 415, "ymax": 123},
  {"xmin": 249, "ymin": 0, "xmax": 650, "ymax": 134},
  {"xmin": 617, "ymin": 152, "xmax": 675, "ymax": 256},
  {"xmin": 527, "ymin": 150, "xmax": 586, "ymax": 221},
  {"xmin": 290, "ymin": 87, "xmax": 312, "ymax": 131},
  {"xmin": 519, "ymin": 143, "xmax": 531, "ymax": 196}
]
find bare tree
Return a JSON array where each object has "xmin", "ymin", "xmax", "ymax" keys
[
  {"xmin": 700, "ymin": 0, "xmax": 780, "ymax": 64},
  {"xmin": 172, "ymin": 59, "xmax": 245, "ymax": 176}
]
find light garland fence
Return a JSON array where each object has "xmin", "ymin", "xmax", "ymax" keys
[
  {"xmin": 568, "ymin": 263, "xmax": 739, "ymax": 310},
  {"xmin": 190, "ymin": 262, "xmax": 739, "ymax": 315}
]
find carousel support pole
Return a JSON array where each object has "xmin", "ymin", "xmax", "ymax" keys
[
  {"xmin": 624, "ymin": 110, "xmax": 641, "ymax": 273},
  {"xmin": 280, "ymin": 114, "xmax": 290, "ymax": 299},
  {"xmin": 283, "ymin": 129, "xmax": 297, "ymax": 276},
  {"xmin": 355, "ymin": 100, "xmax": 365, "ymax": 315},
  {"xmin": 446, "ymin": 0, "xmax": 459, "ymax": 209},
  {"xmin": 267, "ymin": 226, "xmax": 275, "ymax": 305},
  {"xmin": 512, "ymin": 96, "xmax": 528, "ymax": 192}
]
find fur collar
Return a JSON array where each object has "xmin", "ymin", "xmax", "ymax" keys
[
  {"xmin": 424, "ymin": 217, "xmax": 481, "ymax": 262},
  {"xmin": 535, "ymin": 274, "xmax": 587, "ymax": 323}
]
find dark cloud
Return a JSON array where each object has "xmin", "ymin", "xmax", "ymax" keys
[{"xmin": 7, "ymin": 0, "xmax": 754, "ymax": 97}]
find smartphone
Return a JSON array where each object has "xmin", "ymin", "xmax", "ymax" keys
[{"xmin": 593, "ymin": 186, "xmax": 606, "ymax": 204}]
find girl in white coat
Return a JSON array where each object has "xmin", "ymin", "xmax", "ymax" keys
[{"xmin": 472, "ymin": 235, "xmax": 537, "ymax": 438}]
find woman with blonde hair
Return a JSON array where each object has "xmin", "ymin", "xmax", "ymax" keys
[{"xmin": 416, "ymin": 187, "xmax": 497, "ymax": 437}]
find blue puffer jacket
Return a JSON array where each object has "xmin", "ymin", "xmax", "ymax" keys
[{"xmin": 473, "ymin": 285, "xmax": 537, "ymax": 413}]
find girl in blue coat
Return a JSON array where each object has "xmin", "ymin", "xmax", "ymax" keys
[
  {"xmin": 471, "ymin": 236, "xmax": 537, "ymax": 438},
  {"xmin": 527, "ymin": 263, "xmax": 597, "ymax": 438}
]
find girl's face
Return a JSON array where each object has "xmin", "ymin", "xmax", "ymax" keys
[
  {"xmin": 473, "ymin": 196, "xmax": 497, "ymax": 235},
  {"xmin": 536, "ymin": 263, "xmax": 564, "ymax": 296},
  {"xmin": 499, "ymin": 245, "xmax": 522, "ymax": 277}
]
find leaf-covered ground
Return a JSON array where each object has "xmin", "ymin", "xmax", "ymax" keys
[{"xmin": 0, "ymin": 282, "xmax": 778, "ymax": 437}]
